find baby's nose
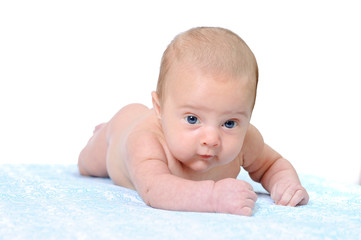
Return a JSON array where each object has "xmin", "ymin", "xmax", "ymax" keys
[{"xmin": 200, "ymin": 127, "xmax": 220, "ymax": 147}]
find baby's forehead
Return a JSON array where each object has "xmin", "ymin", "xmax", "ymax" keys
[{"xmin": 168, "ymin": 61, "xmax": 252, "ymax": 86}]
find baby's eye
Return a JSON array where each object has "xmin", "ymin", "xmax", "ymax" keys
[
  {"xmin": 186, "ymin": 115, "xmax": 199, "ymax": 125},
  {"xmin": 223, "ymin": 120, "xmax": 237, "ymax": 129}
]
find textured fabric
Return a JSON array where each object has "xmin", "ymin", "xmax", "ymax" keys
[{"xmin": 1, "ymin": 164, "xmax": 360, "ymax": 240}]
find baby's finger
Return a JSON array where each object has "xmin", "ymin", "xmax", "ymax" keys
[
  {"xmin": 289, "ymin": 189, "xmax": 309, "ymax": 206},
  {"xmin": 271, "ymin": 183, "xmax": 286, "ymax": 204},
  {"xmin": 243, "ymin": 198, "xmax": 256, "ymax": 210},
  {"xmin": 248, "ymin": 190, "xmax": 258, "ymax": 202},
  {"xmin": 287, "ymin": 189, "xmax": 305, "ymax": 207},
  {"xmin": 236, "ymin": 206, "xmax": 253, "ymax": 216},
  {"xmin": 276, "ymin": 188, "xmax": 293, "ymax": 206},
  {"xmin": 234, "ymin": 195, "xmax": 256, "ymax": 216},
  {"xmin": 298, "ymin": 192, "xmax": 309, "ymax": 205},
  {"xmin": 238, "ymin": 180, "xmax": 254, "ymax": 191}
]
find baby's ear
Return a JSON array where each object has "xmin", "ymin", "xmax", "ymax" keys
[{"xmin": 151, "ymin": 91, "xmax": 162, "ymax": 119}]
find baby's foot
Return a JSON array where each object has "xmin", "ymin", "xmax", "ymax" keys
[
  {"xmin": 93, "ymin": 123, "xmax": 106, "ymax": 134},
  {"xmin": 87, "ymin": 123, "xmax": 106, "ymax": 143}
]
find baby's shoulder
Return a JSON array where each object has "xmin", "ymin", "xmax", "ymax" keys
[
  {"xmin": 126, "ymin": 115, "xmax": 167, "ymax": 161},
  {"xmin": 240, "ymin": 124, "xmax": 265, "ymax": 163}
]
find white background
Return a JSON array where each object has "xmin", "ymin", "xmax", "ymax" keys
[{"xmin": 1, "ymin": 0, "xmax": 360, "ymax": 184}]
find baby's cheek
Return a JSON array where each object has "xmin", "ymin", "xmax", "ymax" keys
[
  {"xmin": 222, "ymin": 141, "xmax": 243, "ymax": 162},
  {"xmin": 168, "ymin": 133, "xmax": 193, "ymax": 158}
]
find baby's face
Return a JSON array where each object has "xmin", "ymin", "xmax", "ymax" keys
[{"xmin": 158, "ymin": 63, "xmax": 255, "ymax": 173}]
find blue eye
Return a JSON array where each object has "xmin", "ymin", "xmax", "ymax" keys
[
  {"xmin": 186, "ymin": 115, "xmax": 199, "ymax": 124},
  {"xmin": 223, "ymin": 120, "xmax": 237, "ymax": 129}
]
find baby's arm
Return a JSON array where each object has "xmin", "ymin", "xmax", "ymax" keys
[
  {"xmin": 125, "ymin": 132, "xmax": 257, "ymax": 215},
  {"xmin": 242, "ymin": 125, "xmax": 309, "ymax": 206}
]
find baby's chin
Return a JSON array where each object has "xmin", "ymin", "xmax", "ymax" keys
[{"xmin": 182, "ymin": 159, "xmax": 213, "ymax": 173}]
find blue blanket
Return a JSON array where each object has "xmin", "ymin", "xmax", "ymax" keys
[{"xmin": 1, "ymin": 164, "xmax": 360, "ymax": 239}]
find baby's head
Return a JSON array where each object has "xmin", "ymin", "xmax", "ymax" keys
[
  {"xmin": 152, "ymin": 27, "xmax": 259, "ymax": 172},
  {"xmin": 155, "ymin": 27, "xmax": 258, "ymax": 110}
]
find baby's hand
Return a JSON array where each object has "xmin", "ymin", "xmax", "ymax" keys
[
  {"xmin": 211, "ymin": 178, "xmax": 258, "ymax": 216},
  {"xmin": 271, "ymin": 181, "xmax": 309, "ymax": 206}
]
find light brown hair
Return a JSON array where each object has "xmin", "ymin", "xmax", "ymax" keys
[{"xmin": 156, "ymin": 27, "xmax": 259, "ymax": 108}]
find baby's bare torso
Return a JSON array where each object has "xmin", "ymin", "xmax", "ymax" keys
[{"xmin": 105, "ymin": 104, "xmax": 241, "ymax": 190}]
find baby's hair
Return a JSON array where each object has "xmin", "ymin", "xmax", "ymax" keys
[{"xmin": 156, "ymin": 27, "xmax": 259, "ymax": 108}]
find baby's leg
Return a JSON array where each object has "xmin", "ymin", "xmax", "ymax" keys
[{"xmin": 78, "ymin": 123, "xmax": 109, "ymax": 177}]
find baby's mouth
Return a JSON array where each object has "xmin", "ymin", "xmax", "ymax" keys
[{"xmin": 198, "ymin": 154, "xmax": 214, "ymax": 160}]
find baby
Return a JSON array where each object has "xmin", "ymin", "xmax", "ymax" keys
[{"xmin": 78, "ymin": 27, "xmax": 309, "ymax": 216}]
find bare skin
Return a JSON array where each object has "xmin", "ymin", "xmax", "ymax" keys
[{"xmin": 78, "ymin": 65, "xmax": 309, "ymax": 216}]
